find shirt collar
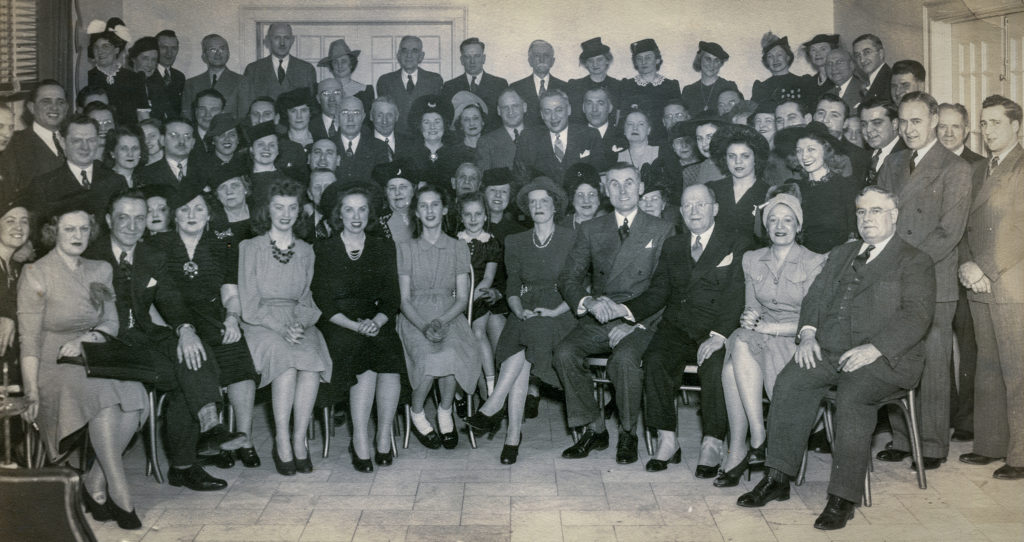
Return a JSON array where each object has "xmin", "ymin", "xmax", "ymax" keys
[
  {"xmin": 533, "ymin": 74, "xmax": 548, "ymax": 90},
  {"xmin": 505, "ymin": 125, "xmax": 523, "ymax": 139},
  {"xmin": 111, "ymin": 241, "xmax": 135, "ymax": 264},
  {"xmin": 861, "ymin": 234, "xmax": 893, "ymax": 263},
  {"xmin": 614, "ymin": 209, "xmax": 639, "ymax": 228},
  {"xmin": 633, "ymin": 73, "xmax": 667, "ymax": 87},
  {"xmin": 993, "ymin": 143, "xmax": 1018, "ymax": 165},
  {"xmin": 837, "ymin": 77, "xmax": 852, "ymax": 96},
  {"xmin": 33, "ymin": 122, "xmax": 60, "ymax": 155},
  {"xmin": 67, "ymin": 162, "xmax": 93, "ymax": 183},
  {"xmin": 691, "ymin": 223, "xmax": 715, "ymax": 245},
  {"xmin": 912, "ymin": 138, "xmax": 940, "ymax": 165},
  {"xmin": 341, "ymin": 133, "xmax": 361, "ymax": 149},
  {"xmin": 275, "ymin": 55, "xmax": 290, "ymax": 71},
  {"xmin": 466, "ymin": 71, "xmax": 483, "ymax": 85},
  {"xmin": 951, "ymin": 144, "xmax": 966, "ymax": 156},
  {"xmin": 322, "ymin": 113, "xmax": 334, "ymax": 127},
  {"xmin": 403, "ymin": 68, "xmax": 419, "ymax": 85},
  {"xmin": 866, "ymin": 63, "xmax": 885, "ymax": 87},
  {"xmin": 166, "ymin": 157, "xmax": 188, "ymax": 173},
  {"xmin": 548, "ymin": 127, "xmax": 569, "ymax": 145},
  {"xmin": 591, "ymin": 123, "xmax": 609, "ymax": 137},
  {"xmin": 875, "ymin": 136, "xmax": 900, "ymax": 168}
]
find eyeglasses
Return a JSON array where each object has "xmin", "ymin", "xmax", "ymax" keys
[
  {"xmin": 319, "ymin": 90, "xmax": 343, "ymax": 98},
  {"xmin": 682, "ymin": 201, "xmax": 713, "ymax": 211},
  {"xmin": 205, "ymin": 47, "xmax": 227, "ymax": 55},
  {"xmin": 338, "ymin": 110, "xmax": 363, "ymax": 118},
  {"xmin": 663, "ymin": 113, "xmax": 688, "ymax": 121},
  {"xmin": 855, "ymin": 207, "xmax": 895, "ymax": 218}
]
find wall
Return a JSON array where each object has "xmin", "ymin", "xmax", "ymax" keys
[
  {"xmin": 97, "ymin": 0, "xmax": 835, "ymax": 98},
  {"xmin": 833, "ymin": 0, "xmax": 925, "ymax": 65}
]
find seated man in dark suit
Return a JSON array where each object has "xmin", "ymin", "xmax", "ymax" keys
[
  {"xmin": 937, "ymin": 103, "xmax": 985, "ymax": 163},
  {"xmin": 369, "ymin": 95, "xmax": 411, "ymax": 161},
  {"xmin": 442, "ymin": 37, "xmax": 508, "ymax": 129},
  {"xmin": 138, "ymin": 118, "xmax": 200, "ymax": 189},
  {"xmin": 10, "ymin": 80, "xmax": 69, "ymax": 190},
  {"xmin": 182, "ymin": 34, "xmax": 246, "ymax": 120},
  {"xmin": 513, "ymin": 90, "xmax": 607, "ymax": 185},
  {"xmin": 28, "ymin": 115, "xmax": 126, "ymax": 220},
  {"xmin": 602, "ymin": 183, "xmax": 749, "ymax": 473},
  {"xmin": 335, "ymin": 96, "xmax": 389, "ymax": 185},
  {"xmin": 737, "ymin": 185, "xmax": 935, "ymax": 531},
  {"xmin": 156, "ymin": 30, "xmax": 186, "ymax": 118},
  {"xmin": 374, "ymin": 36, "xmax": 444, "ymax": 137},
  {"xmin": 85, "ymin": 189, "xmax": 246, "ymax": 491},
  {"xmin": 509, "ymin": 40, "xmax": 567, "ymax": 127},
  {"xmin": 554, "ymin": 163, "xmax": 675, "ymax": 464},
  {"xmin": 475, "ymin": 89, "xmax": 526, "ymax": 171}
]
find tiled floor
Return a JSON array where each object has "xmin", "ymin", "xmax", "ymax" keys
[{"xmin": 90, "ymin": 397, "xmax": 1024, "ymax": 541}]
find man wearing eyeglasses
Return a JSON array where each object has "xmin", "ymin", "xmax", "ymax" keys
[
  {"xmin": 310, "ymin": 78, "xmax": 345, "ymax": 142},
  {"xmin": 334, "ymin": 96, "xmax": 389, "ymax": 186},
  {"xmin": 875, "ymin": 91, "xmax": 971, "ymax": 473},
  {"xmin": 738, "ymin": 185, "xmax": 935, "ymax": 531},
  {"xmin": 241, "ymin": 23, "xmax": 317, "ymax": 104},
  {"xmin": 183, "ymin": 34, "xmax": 246, "ymax": 120},
  {"xmin": 138, "ymin": 118, "xmax": 199, "ymax": 190}
]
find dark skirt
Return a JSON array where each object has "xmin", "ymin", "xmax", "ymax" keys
[{"xmin": 315, "ymin": 321, "xmax": 405, "ymax": 407}]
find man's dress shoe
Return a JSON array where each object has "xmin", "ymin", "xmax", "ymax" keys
[
  {"xmin": 911, "ymin": 457, "xmax": 946, "ymax": 471},
  {"xmin": 196, "ymin": 424, "xmax": 247, "ymax": 456},
  {"xmin": 737, "ymin": 474, "xmax": 790, "ymax": 507},
  {"xmin": 168, "ymin": 464, "xmax": 228, "ymax": 491},
  {"xmin": 993, "ymin": 465, "xmax": 1024, "ymax": 480},
  {"xmin": 561, "ymin": 429, "xmax": 609, "ymax": 459},
  {"xmin": 959, "ymin": 452, "xmax": 1003, "ymax": 465},
  {"xmin": 645, "ymin": 448, "xmax": 682, "ymax": 472},
  {"xmin": 695, "ymin": 464, "xmax": 720, "ymax": 478},
  {"xmin": 876, "ymin": 448, "xmax": 912, "ymax": 462},
  {"xmin": 616, "ymin": 432, "xmax": 638, "ymax": 464},
  {"xmin": 813, "ymin": 494, "xmax": 856, "ymax": 530}
]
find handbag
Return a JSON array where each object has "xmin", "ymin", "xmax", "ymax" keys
[{"xmin": 57, "ymin": 330, "xmax": 157, "ymax": 384}]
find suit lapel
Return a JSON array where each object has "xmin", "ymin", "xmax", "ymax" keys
[
  {"xmin": 855, "ymin": 237, "xmax": 902, "ymax": 295},
  {"xmin": 972, "ymin": 145, "xmax": 1022, "ymax": 211},
  {"xmin": 897, "ymin": 146, "xmax": 944, "ymax": 203},
  {"xmin": 689, "ymin": 229, "xmax": 729, "ymax": 282},
  {"xmin": 606, "ymin": 212, "xmax": 650, "ymax": 284}
]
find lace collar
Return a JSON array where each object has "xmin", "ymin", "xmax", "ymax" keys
[
  {"xmin": 458, "ymin": 230, "xmax": 492, "ymax": 243},
  {"xmin": 632, "ymin": 73, "xmax": 666, "ymax": 87}
]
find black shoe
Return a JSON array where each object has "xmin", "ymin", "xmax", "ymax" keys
[
  {"xmin": 349, "ymin": 443, "xmax": 373, "ymax": 473},
  {"xmin": 106, "ymin": 498, "xmax": 142, "ymax": 530},
  {"xmin": 951, "ymin": 429, "xmax": 974, "ymax": 442},
  {"xmin": 454, "ymin": 396, "xmax": 468, "ymax": 418},
  {"xmin": 876, "ymin": 447, "xmax": 912, "ymax": 462},
  {"xmin": 960, "ymin": 452, "xmax": 1003, "ymax": 465},
  {"xmin": 168, "ymin": 464, "xmax": 229, "ymax": 491},
  {"xmin": 236, "ymin": 447, "xmax": 261, "ymax": 468},
  {"xmin": 208, "ymin": 449, "xmax": 235, "ymax": 469},
  {"xmin": 993, "ymin": 464, "xmax": 1024, "ymax": 480},
  {"xmin": 616, "ymin": 432, "xmax": 639, "ymax": 464},
  {"xmin": 561, "ymin": 429, "xmax": 609, "ymax": 459},
  {"xmin": 196, "ymin": 424, "xmax": 247, "ymax": 456},
  {"xmin": 524, "ymin": 394, "xmax": 540, "ymax": 419},
  {"xmin": 813, "ymin": 494, "xmax": 856, "ymax": 530},
  {"xmin": 81, "ymin": 486, "xmax": 112, "ymax": 521},
  {"xmin": 644, "ymin": 448, "xmax": 682, "ymax": 472},
  {"xmin": 375, "ymin": 447, "xmax": 394, "ymax": 466},
  {"xmin": 747, "ymin": 441, "xmax": 766, "ymax": 466},
  {"xmin": 500, "ymin": 436, "xmax": 522, "ymax": 465},
  {"xmin": 411, "ymin": 424, "xmax": 442, "ymax": 449},
  {"xmin": 295, "ymin": 455, "xmax": 313, "ymax": 474},
  {"xmin": 695, "ymin": 464, "xmax": 720, "ymax": 479},
  {"xmin": 737, "ymin": 472, "xmax": 790, "ymax": 507},
  {"xmin": 911, "ymin": 456, "xmax": 946, "ymax": 471},
  {"xmin": 465, "ymin": 410, "xmax": 502, "ymax": 438},
  {"xmin": 714, "ymin": 456, "xmax": 751, "ymax": 488},
  {"xmin": 271, "ymin": 446, "xmax": 296, "ymax": 476},
  {"xmin": 441, "ymin": 429, "xmax": 459, "ymax": 449}
]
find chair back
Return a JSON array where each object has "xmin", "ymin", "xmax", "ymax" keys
[{"xmin": 0, "ymin": 467, "xmax": 98, "ymax": 541}]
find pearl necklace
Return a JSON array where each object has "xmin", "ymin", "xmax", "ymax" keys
[{"xmin": 532, "ymin": 229, "xmax": 554, "ymax": 249}]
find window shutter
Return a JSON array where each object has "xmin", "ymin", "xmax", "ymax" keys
[{"xmin": 0, "ymin": 0, "xmax": 38, "ymax": 94}]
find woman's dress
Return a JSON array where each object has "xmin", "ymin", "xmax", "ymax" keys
[
  {"xmin": 751, "ymin": 73, "xmax": 813, "ymax": 106},
  {"xmin": 87, "ymin": 67, "xmax": 147, "ymax": 125},
  {"xmin": 459, "ymin": 232, "xmax": 503, "ymax": 320},
  {"xmin": 679, "ymin": 77, "xmax": 740, "ymax": 117},
  {"xmin": 493, "ymin": 226, "xmax": 576, "ymax": 387},
  {"xmin": 17, "ymin": 252, "xmax": 146, "ymax": 457},
  {"xmin": 793, "ymin": 171, "xmax": 860, "ymax": 254},
  {"xmin": 238, "ymin": 234, "xmax": 331, "ymax": 388},
  {"xmin": 396, "ymin": 234, "xmax": 479, "ymax": 392}
]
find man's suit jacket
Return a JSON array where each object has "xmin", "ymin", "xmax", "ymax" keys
[
  {"xmin": 512, "ymin": 125, "xmax": 608, "ymax": 184},
  {"xmin": 960, "ymin": 145, "xmax": 1024, "ymax": 304},
  {"xmin": 960, "ymin": 146, "xmax": 985, "ymax": 164},
  {"xmin": 558, "ymin": 211, "xmax": 675, "ymax": 323},
  {"xmin": 337, "ymin": 134, "xmax": 390, "ymax": 185},
  {"xmin": 242, "ymin": 56, "xmax": 318, "ymax": 104},
  {"xmin": 9, "ymin": 128, "xmax": 63, "ymax": 191},
  {"xmin": 182, "ymin": 68, "xmax": 246, "ymax": 119},
  {"xmin": 375, "ymin": 69, "xmax": 444, "ymax": 136},
  {"xmin": 860, "ymin": 63, "xmax": 892, "ymax": 104},
  {"xmin": 836, "ymin": 77, "xmax": 866, "ymax": 112},
  {"xmin": 800, "ymin": 236, "xmax": 935, "ymax": 387},
  {"xmin": 837, "ymin": 138, "xmax": 871, "ymax": 184},
  {"xmin": 29, "ymin": 162, "xmax": 127, "ymax": 219},
  {"xmin": 509, "ymin": 75, "xmax": 568, "ymax": 126},
  {"xmin": 475, "ymin": 125, "xmax": 518, "ymax": 171},
  {"xmin": 624, "ymin": 228, "xmax": 749, "ymax": 342},
  {"xmin": 877, "ymin": 143, "xmax": 972, "ymax": 302},
  {"xmin": 441, "ymin": 71, "xmax": 509, "ymax": 128},
  {"xmin": 137, "ymin": 158, "xmax": 206, "ymax": 195},
  {"xmin": 156, "ymin": 67, "xmax": 186, "ymax": 119},
  {"xmin": 309, "ymin": 115, "xmax": 332, "ymax": 143}
]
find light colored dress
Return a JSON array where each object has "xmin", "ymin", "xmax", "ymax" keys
[
  {"xmin": 17, "ymin": 251, "xmax": 147, "ymax": 458},
  {"xmin": 396, "ymin": 234, "xmax": 480, "ymax": 391},
  {"xmin": 239, "ymin": 233, "xmax": 332, "ymax": 388},
  {"xmin": 726, "ymin": 244, "xmax": 827, "ymax": 396}
]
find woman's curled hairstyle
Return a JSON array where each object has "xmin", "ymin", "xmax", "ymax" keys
[{"xmin": 251, "ymin": 175, "xmax": 312, "ymax": 238}]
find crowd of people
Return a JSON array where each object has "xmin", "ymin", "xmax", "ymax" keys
[{"xmin": 0, "ymin": 15, "xmax": 1020, "ymax": 533}]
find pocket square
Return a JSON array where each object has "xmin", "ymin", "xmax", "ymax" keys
[
  {"xmin": 146, "ymin": 277, "xmax": 158, "ymax": 288},
  {"xmin": 645, "ymin": 240, "xmax": 654, "ymax": 249},
  {"xmin": 579, "ymin": 149, "xmax": 591, "ymax": 159},
  {"xmin": 716, "ymin": 253, "xmax": 733, "ymax": 267}
]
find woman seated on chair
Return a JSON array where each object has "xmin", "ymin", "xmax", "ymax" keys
[
  {"xmin": 465, "ymin": 178, "xmax": 576, "ymax": 464},
  {"xmin": 715, "ymin": 185, "xmax": 826, "ymax": 487},
  {"xmin": 148, "ymin": 184, "xmax": 260, "ymax": 470},
  {"xmin": 19, "ymin": 203, "xmax": 147, "ymax": 529},
  {"xmin": 396, "ymin": 185, "xmax": 478, "ymax": 450},
  {"xmin": 312, "ymin": 183, "xmax": 404, "ymax": 473},
  {"xmin": 239, "ymin": 177, "xmax": 332, "ymax": 476}
]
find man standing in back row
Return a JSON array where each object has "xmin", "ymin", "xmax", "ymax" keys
[{"xmin": 375, "ymin": 36, "xmax": 444, "ymax": 137}]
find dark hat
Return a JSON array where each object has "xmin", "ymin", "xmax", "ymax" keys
[
  {"xmin": 246, "ymin": 121, "xmax": 278, "ymax": 143},
  {"xmin": 516, "ymin": 176, "xmax": 567, "ymax": 217},
  {"xmin": 761, "ymin": 33, "xmax": 791, "ymax": 55},
  {"xmin": 276, "ymin": 87, "xmax": 313, "ymax": 113},
  {"xmin": 167, "ymin": 181, "xmax": 209, "ymax": 211},
  {"xmin": 407, "ymin": 94, "xmax": 453, "ymax": 134},
  {"xmin": 754, "ymin": 100, "xmax": 777, "ymax": 116},
  {"xmin": 698, "ymin": 41, "xmax": 729, "ymax": 62},
  {"xmin": 803, "ymin": 34, "xmax": 840, "ymax": 49},
  {"xmin": 207, "ymin": 113, "xmax": 239, "ymax": 139},
  {"xmin": 579, "ymin": 37, "xmax": 611, "ymax": 62},
  {"xmin": 0, "ymin": 192, "xmax": 30, "ymax": 220},
  {"xmin": 668, "ymin": 120, "xmax": 694, "ymax": 141},
  {"xmin": 317, "ymin": 179, "xmax": 345, "ymax": 216},
  {"xmin": 141, "ymin": 183, "xmax": 176, "ymax": 202},
  {"xmin": 204, "ymin": 160, "xmax": 248, "ymax": 191},
  {"xmin": 630, "ymin": 38, "xmax": 660, "ymax": 56},
  {"xmin": 46, "ymin": 194, "xmax": 93, "ymax": 223},
  {"xmin": 481, "ymin": 167, "xmax": 514, "ymax": 188},
  {"xmin": 317, "ymin": 39, "xmax": 360, "ymax": 68},
  {"xmin": 640, "ymin": 162, "xmax": 667, "ymax": 192},
  {"xmin": 128, "ymin": 36, "xmax": 158, "ymax": 60},
  {"xmin": 371, "ymin": 159, "xmax": 416, "ymax": 186},
  {"xmin": 562, "ymin": 162, "xmax": 600, "ymax": 190}
]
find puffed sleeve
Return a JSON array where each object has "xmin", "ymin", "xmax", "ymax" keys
[
  {"xmin": 292, "ymin": 242, "xmax": 323, "ymax": 327},
  {"xmin": 16, "ymin": 263, "xmax": 45, "ymax": 360},
  {"xmin": 454, "ymin": 238, "xmax": 472, "ymax": 275}
]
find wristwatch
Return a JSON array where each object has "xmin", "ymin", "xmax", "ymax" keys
[{"xmin": 176, "ymin": 323, "xmax": 196, "ymax": 336}]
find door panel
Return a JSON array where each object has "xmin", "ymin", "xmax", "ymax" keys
[{"xmin": 949, "ymin": 16, "xmax": 1003, "ymax": 151}]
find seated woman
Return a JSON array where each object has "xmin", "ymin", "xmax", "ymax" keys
[
  {"xmin": 207, "ymin": 162, "xmax": 254, "ymax": 251},
  {"xmin": 318, "ymin": 39, "xmax": 375, "ymax": 114},
  {"xmin": 751, "ymin": 32, "xmax": 813, "ymax": 106},
  {"xmin": 19, "ymin": 204, "xmax": 147, "ymax": 529},
  {"xmin": 455, "ymin": 192, "xmax": 502, "ymax": 397},
  {"xmin": 559, "ymin": 163, "xmax": 606, "ymax": 231},
  {"xmin": 0, "ymin": 200, "xmax": 29, "ymax": 415},
  {"xmin": 312, "ymin": 185, "xmax": 403, "ymax": 473},
  {"xmin": 373, "ymin": 161, "xmax": 416, "ymax": 244},
  {"xmin": 142, "ymin": 184, "xmax": 174, "ymax": 237},
  {"xmin": 680, "ymin": 41, "xmax": 739, "ymax": 117},
  {"xmin": 397, "ymin": 185, "xmax": 479, "ymax": 450},
  {"xmin": 705, "ymin": 125, "xmax": 771, "ymax": 242},
  {"xmin": 716, "ymin": 186, "xmax": 826, "ymax": 487},
  {"xmin": 448, "ymin": 92, "xmax": 487, "ymax": 166},
  {"xmin": 791, "ymin": 126, "xmax": 859, "ymax": 253},
  {"xmin": 466, "ymin": 178, "xmax": 575, "ymax": 464},
  {"xmin": 151, "ymin": 187, "xmax": 260, "ymax": 469},
  {"xmin": 277, "ymin": 88, "xmax": 315, "ymax": 151},
  {"xmin": 618, "ymin": 109, "xmax": 659, "ymax": 169},
  {"xmin": 239, "ymin": 178, "xmax": 332, "ymax": 475},
  {"xmin": 103, "ymin": 125, "xmax": 146, "ymax": 188}
]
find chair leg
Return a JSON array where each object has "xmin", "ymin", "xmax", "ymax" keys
[
  {"xmin": 307, "ymin": 420, "xmax": 316, "ymax": 442},
  {"xmin": 226, "ymin": 404, "xmax": 235, "ymax": 433},
  {"xmin": 797, "ymin": 449, "xmax": 808, "ymax": 486},
  {"xmin": 643, "ymin": 426, "xmax": 654, "ymax": 457},
  {"xmin": 391, "ymin": 414, "xmax": 399, "ymax": 458},
  {"xmin": 465, "ymin": 393, "xmax": 478, "ymax": 449},
  {"xmin": 322, "ymin": 406, "xmax": 332, "ymax": 459},
  {"xmin": 902, "ymin": 394, "xmax": 927, "ymax": 490},
  {"xmin": 863, "ymin": 452, "xmax": 873, "ymax": 507},
  {"xmin": 403, "ymin": 404, "xmax": 411, "ymax": 449}
]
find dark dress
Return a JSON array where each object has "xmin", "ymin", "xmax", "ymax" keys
[
  {"xmin": 794, "ymin": 170, "xmax": 860, "ymax": 254},
  {"xmin": 149, "ymin": 231, "xmax": 257, "ymax": 386},
  {"xmin": 751, "ymin": 73, "xmax": 814, "ymax": 106},
  {"xmin": 619, "ymin": 75, "xmax": 681, "ymax": 142},
  {"xmin": 396, "ymin": 143, "xmax": 459, "ymax": 187},
  {"xmin": 703, "ymin": 178, "xmax": 770, "ymax": 242},
  {"xmin": 312, "ymin": 234, "xmax": 404, "ymax": 404},
  {"xmin": 493, "ymin": 226, "xmax": 576, "ymax": 387},
  {"xmin": 679, "ymin": 77, "xmax": 740, "ymax": 117},
  {"xmin": 208, "ymin": 208, "xmax": 254, "ymax": 255},
  {"xmin": 0, "ymin": 257, "xmax": 22, "ymax": 388},
  {"xmin": 459, "ymin": 232, "xmax": 503, "ymax": 320},
  {"xmin": 88, "ymin": 67, "xmax": 147, "ymax": 125}
]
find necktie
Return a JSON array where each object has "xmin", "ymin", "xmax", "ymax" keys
[
  {"xmin": 118, "ymin": 252, "xmax": 136, "ymax": 328},
  {"xmin": 989, "ymin": 155, "xmax": 1000, "ymax": 175},
  {"xmin": 691, "ymin": 235, "xmax": 703, "ymax": 262},
  {"xmin": 80, "ymin": 169, "xmax": 91, "ymax": 189},
  {"xmin": 538, "ymin": 78, "xmax": 546, "ymax": 96},
  {"xmin": 852, "ymin": 244, "xmax": 875, "ymax": 272},
  {"xmin": 470, "ymin": 76, "xmax": 478, "ymax": 93},
  {"xmin": 211, "ymin": 73, "xmax": 218, "ymax": 88},
  {"xmin": 871, "ymin": 149, "xmax": 881, "ymax": 172},
  {"xmin": 53, "ymin": 132, "xmax": 65, "ymax": 160},
  {"xmin": 163, "ymin": 68, "xmax": 172, "ymax": 86},
  {"xmin": 315, "ymin": 218, "xmax": 329, "ymax": 240},
  {"xmin": 513, "ymin": 128, "xmax": 520, "ymax": 143},
  {"xmin": 176, "ymin": 162, "xmax": 185, "ymax": 181},
  {"xmin": 328, "ymin": 121, "xmax": 338, "ymax": 140},
  {"xmin": 908, "ymin": 150, "xmax": 918, "ymax": 174},
  {"xmin": 618, "ymin": 217, "xmax": 630, "ymax": 242},
  {"xmin": 553, "ymin": 133, "xmax": 565, "ymax": 162},
  {"xmin": 346, "ymin": 141, "xmax": 354, "ymax": 158},
  {"xmin": 406, "ymin": 74, "xmax": 414, "ymax": 93},
  {"xmin": 384, "ymin": 138, "xmax": 394, "ymax": 161},
  {"xmin": 277, "ymin": 62, "xmax": 286, "ymax": 84},
  {"xmin": 865, "ymin": 149, "xmax": 881, "ymax": 185}
]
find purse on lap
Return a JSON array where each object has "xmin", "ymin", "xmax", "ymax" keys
[{"xmin": 56, "ymin": 330, "xmax": 157, "ymax": 384}]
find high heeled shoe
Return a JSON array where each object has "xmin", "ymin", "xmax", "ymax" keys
[
  {"xmin": 272, "ymin": 445, "xmax": 296, "ymax": 476},
  {"xmin": 500, "ymin": 435, "xmax": 522, "ymax": 465},
  {"xmin": 349, "ymin": 443, "xmax": 373, "ymax": 473},
  {"xmin": 81, "ymin": 486, "xmax": 112, "ymax": 521},
  {"xmin": 294, "ymin": 445, "xmax": 313, "ymax": 474},
  {"xmin": 465, "ymin": 410, "xmax": 502, "ymax": 438},
  {"xmin": 714, "ymin": 456, "xmax": 751, "ymax": 488},
  {"xmin": 747, "ymin": 441, "xmax": 766, "ymax": 466},
  {"xmin": 375, "ymin": 447, "xmax": 394, "ymax": 466},
  {"xmin": 106, "ymin": 498, "xmax": 142, "ymax": 530}
]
